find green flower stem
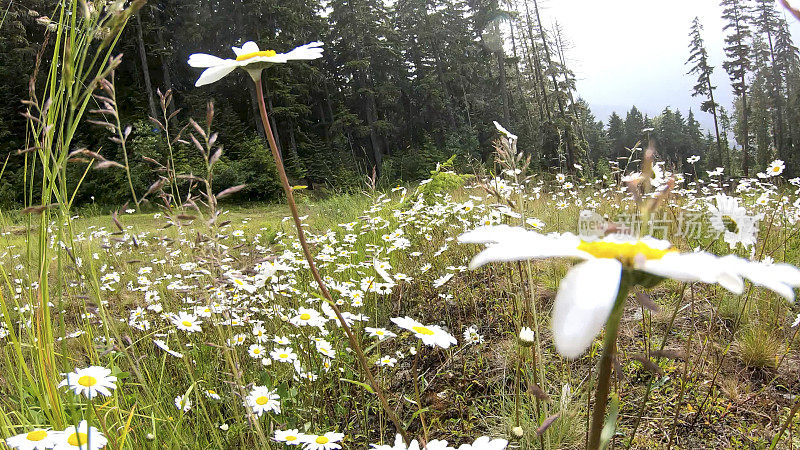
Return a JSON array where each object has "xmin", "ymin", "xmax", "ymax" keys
[
  {"xmin": 588, "ymin": 271, "xmax": 631, "ymax": 450},
  {"xmin": 412, "ymin": 354, "xmax": 430, "ymax": 444},
  {"xmin": 252, "ymin": 75, "xmax": 409, "ymax": 444}
]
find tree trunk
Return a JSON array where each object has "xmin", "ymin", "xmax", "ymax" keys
[
  {"xmin": 533, "ymin": 0, "xmax": 575, "ymax": 167},
  {"xmin": 523, "ymin": 0, "xmax": 551, "ymax": 121},
  {"xmin": 742, "ymin": 89, "xmax": 750, "ymax": 177},
  {"xmin": 154, "ymin": 21, "xmax": 177, "ymax": 124},
  {"xmin": 496, "ymin": 50, "xmax": 511, "ymax": 126},
  {"xmin": 706, "ymin": 74, "xmax": 725, "ymax": 166},
  {"xmin": 134, "ymin": 12, "xmax": 157, "ymax": 119}
]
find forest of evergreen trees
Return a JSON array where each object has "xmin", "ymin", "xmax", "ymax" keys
[{"xmin": 1, "ymin": 0, "xmax": 799, "ymax": 206}]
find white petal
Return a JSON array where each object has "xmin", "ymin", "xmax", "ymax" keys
[
  {"xmin": 282, "ymin": 41, "xmax": 324, "ymax": 60},
  {"xmin": 642, "ymin": 252, "xmax": 742, "ymax": 289},
  {"xmin": 187, "ymin": 53, "xmax": 227, "ymax": 68},
  {"xmin": 233, "ymin": 41, "xmax": 260, "ymax": 56},
  {"xmin": 459, "ymin": 225, "xmax": 586, "ymax": 269},
  {"xmin": 194, "ymin": 64, "xmax": 237, "ymax": 87},
  {"xmin": 723, "ymin": 256, "xmax": 800, "ymax": 301},
  {"xmin": 552, "ymin": 259, "xmax": 622, "ymax": 359}
]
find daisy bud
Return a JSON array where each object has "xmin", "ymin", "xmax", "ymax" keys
[
  {"xmin": 512, "ymin": 426, "xmax": 524, "ymax": 438},
  {"xmin": 146, "ymin": 433, "xmax": 155, "ymax": 440},
  {"xmin": 518, "ymin": 326, "xmax": 535, "ymax": 347}
]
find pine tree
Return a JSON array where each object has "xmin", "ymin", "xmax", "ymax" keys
[
  {"xmin": 687, "ymin": 16, "xmax": 724, "ymax": 167},
  {"xmin": 623, "ymin": 106, "xmax": 645, "ymax": 149},
  {"xmin": 721, "ymin": 0, "xmax": 753, "ymax": 176},
  {"xmin": 772, "ymin": 16, "xmax": 800, "ymax": 174},
  {"xmin": 607, "ymin": 112, "xmax": 626, "ymax": 161}
]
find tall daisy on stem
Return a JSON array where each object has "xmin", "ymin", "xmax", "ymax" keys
[
  {"xmin": 188, "ymin": 40, "xmax": 409, "ymax": 443},
  {"xmin": 459, "ymin": 158, "xmax": 800, "ymax": 449}
]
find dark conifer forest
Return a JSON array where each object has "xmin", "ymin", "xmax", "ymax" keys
[{"xmin": 1, "ymin": 0, "xmax": 799, "ymax": 206}]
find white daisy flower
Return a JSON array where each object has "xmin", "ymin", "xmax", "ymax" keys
[
  {"xmin": 492, "ymin": 121, "xmax": 518, "ymax": 142},
  {"xmin": 463, "ymin": 325, "xmax": 484, "ymax": 345},
  {"xmin": 5, "ymin": 428, "xmax": 58, "ymax": 450},
  {"xmin": 171, "ymin": 311, "xmax": 202, "ymax": 333},
  {"xmin": 60, "ymin": 366, "xmax": 117, "ymax": 398},
  {"xmin": 270, "ymin": 347, "xmax": 298, "ymax": 363},
  {"xmin": 767, "ymin": 159, "xmax": 785, "ymax": 177},
  {"xmin": 245, "ymin": 386, "xmax": 281, "ymax": 416},
  {"xmin": 432, "ymin": 273, "xmax": 454, "ymax": 288},
  {"xmin": 248, "ymin": 344, "xmax": 266, "ymax": 359},
  {"xmin": 291, "ymin": 307, "xmax": 325, "ymax": 327},
  {"xmin": 460, "ymin": 225, "xmax": 800, "ymax": 358},
  {"xmin": 376, "ymin": 355, "xmax": 397, "ymax": 367},
  {"xmin": 274, "ymin": 429, "xmax": 305, "ymax": 446},
  {"xmin": 53, "ymin": 420, "xmax": 107, "ymax": 450},
  {"xmin": 302, "ymin": 432, "xmax": 345, "ymax": 450},
  {"xmin": 391, "ymin": 316, "xmax": 457, "ymax": 349},
  {"xmin": 457, "ymin": 436, "xmax": 509, "ymax": 450},
  {"xmin": 188, "ymin": 41, "xmax": 323, "ymax": 86},
  {"xmin": 707, "ymin": 194, "xmax": 762, "ymax": 249},
  {"xmin": 365, "ymin": 327, "xmax": 396, "ymax": 341},
  {"xmin": 370, "ymin": 435, "xmax": 453, "ymax": 450},
  {"xmin": 175, "ymin": 394, "xmax": 192, "ymax": 412}
]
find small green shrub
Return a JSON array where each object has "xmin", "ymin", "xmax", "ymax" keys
[{"xmin": 417, "ymin": 155, "xmax": 473, "ymax": 200}]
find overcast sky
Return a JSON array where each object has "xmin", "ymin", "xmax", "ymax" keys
[{"xmin": 538, "ymin": 0, "xmax": 800, "ymax": 132}]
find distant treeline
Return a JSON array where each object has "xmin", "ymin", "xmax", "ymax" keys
[{"xmin": 0, "ymin": 0, "xmax": 797, "ymax": 206}]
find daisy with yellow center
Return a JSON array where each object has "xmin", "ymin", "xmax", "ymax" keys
[
  {"xmin": 274, "ymin": 429, "xmax": 306, "ymax": 446},
  {"xmin": 188, "ymin": 41, "xmax": 323, "ymax": 87},
  {"xmin": 767, "ymin": 159, "xmax": 785, "ymax": 176},
  {"xmin": 60, "ymin": 366, "xmax": 117, "ymax": 399},
  {"xmin": 301, "ymin": 432, "xmax": 345, "ymax": 450},
  {"xmin": 708, "ymin": 194, "xmax": 762, "ymax": 250},
  {"xmin": 270, "ymin": 346, "xmax": 298, "ymax": 363},
  {"xmin": 245, "ymin": 386, "xmax": 281, "ymax": 416},
  {"xmin": 290, "ymin": 307, "xmax": 324, "ymax": 327},
  {"xmin": 248, "ymin": 344, "xmax": 266, "ymax": 359},
  {"xmin": 205, "ymin": 389, "xmax": 221, "ymax": 400},
  {"xmin": 5, "ymin": 428, "xmax": 57, "ymax": 450},
  {"xmin": 391, "ymin": 316, "xmax": 457, "ymax": 349},
  {"xmin": 175, "ymin": 394, "xmax": 192, "ymax": 412},
  {"xmin": 171, "ymin": 311, "xmax": 201, "ymax": 333},
  {"xmin": 365, "ymin": 327, "xmax": 396, "ymax": 341},
  {"xmin": 460, "ymin": 225, "xmax": 800, "ymax": 358},
  {"xmin": 54, "ymin": 420, "xmax": 108, "ymax": 450}
]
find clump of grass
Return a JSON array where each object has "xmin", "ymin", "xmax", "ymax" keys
[
  {"xmin": 718, "ymin": 294, "xmax": 748, "ymax": 328},
  {"xmin": 495, "ymin": 390, "xmax": 584, "ymax": 450},
  {"xmin": 736, "ymin": 325, "xmax": 781, "ymax": 369}
]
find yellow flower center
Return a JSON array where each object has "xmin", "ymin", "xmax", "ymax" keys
[
  {"xmin": 236, "ymin": 50, "xmax": 277, "ymax": 61},
  {"xmin": 722, "ymin": 215, "xmax": 739, "ymax": 233},
  {"xmin": 256, "ymin": 396, "xmax": 269, "ymax": 405},
  {"xmin": 376, "ymin": 331, "xmax": 384, "ymax": 335},
  {"xmin": 26, "ymin": 430, "xmax": 48, "ymax": 441},
  {"xmin": 577, "ymin": 240, "xmax": 672, "ymax": 266},
  {"xmin": 68, "ymin": 432, "xmax": 88, "ymax": 446},
  {"xmin": 279, "ymin": 353, "xmax": 288, "ymax": 359},
  {"xmin": 78, "ymin": 375, "xmax": 97, "ymax": 387},
  {"xmin": 316, "ymin": 436, "xmax": 330, "ymax": 444},
  {"xmin": 300, "ymin": 313, "xmax": 311, "ymax": 321},
  {"xmin": 182, "ymin": 321, "xmax": 192, "ymax": 327},
  {"xmin": 286, "ymin": 435, "xmax": 298, "ymax": 441},
  {"xmin": 412, "ymin": 326, "xmax": 435, "ymax": 336},
  {"xmin": 253, "ymin": 348, "xmax": 260, "ymax": 354}
]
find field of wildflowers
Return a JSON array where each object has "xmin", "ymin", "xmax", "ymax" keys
[{"xmin": 3, "ymin": 1, "xmax": 800, "ymax": 449}]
